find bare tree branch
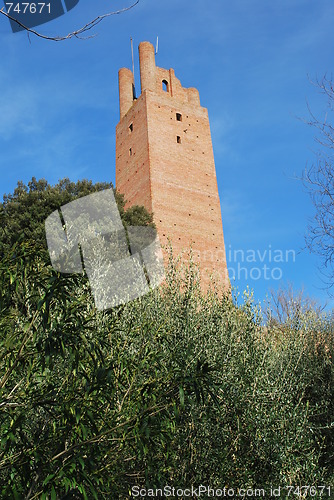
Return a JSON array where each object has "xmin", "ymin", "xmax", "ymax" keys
[
  {"xmin": 263, "ymin": 283, "xmax": 325, "ymax": 329},
  {"xmin": 303, "ymin": 76, "xmax": 334, "ymax": 290},
  {"xmin": 0, "ymin": 1, "xmax": 139, "ymax": 41}
]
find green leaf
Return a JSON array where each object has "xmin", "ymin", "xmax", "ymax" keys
[
  {"xmin": 51, "ymin": 486, "xmax": 57, "ymax": 500},
  {"xmin": 179, "ymin": 386, "xmax": 185, "ymax": 407},
  {"xmin": 42, "ymin": 473, "xmax": 56, "ymax": 486}
]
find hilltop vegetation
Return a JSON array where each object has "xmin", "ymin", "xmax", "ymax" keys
[
  {"xmin": 0, "ymin": 179, "xmax": 333, "ymax": 498},
  {"xmin": 0, "ymin": 177, "xmax": 154, "ymax": 263}
]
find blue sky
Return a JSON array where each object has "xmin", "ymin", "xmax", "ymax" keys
[{"xmin": 1, "ymin": 0, "xmax": 334, "ymax": 310}]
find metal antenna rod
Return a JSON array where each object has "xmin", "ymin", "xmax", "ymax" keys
[
  {"xmin": 130, "ymin": 37, "xmax": 136, "ymax": 99},
  {"xmin": 155, "ymin": 36, "xmax": 159, "ymax": 55},
  {"xmin": 130, "ymin": 37, "xmax": 135, "ymax": 77}
]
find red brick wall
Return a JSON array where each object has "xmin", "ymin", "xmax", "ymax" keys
[{"xmin": 116, "ymin": 42, "xmax": 229, "ymax": 290}]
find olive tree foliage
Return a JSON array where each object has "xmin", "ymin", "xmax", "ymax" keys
[
  {"xmin": 0, "ymin": 241, "xmax": 333, "ymax": 497},
  {"xmin": 304, "ymin": 76, "xmax": 334, "ymax": 290},
  {"xmin": 0, "ymin": 180, "xmax": 333, "ymax": 497}
]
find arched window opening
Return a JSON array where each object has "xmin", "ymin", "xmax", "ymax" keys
[
  {"xmin": 176, "ymin": 113, "xmax": 182, "ymax": 121},
  {"xmin": 162, "ymin": 79, "xmax": 169, "ymax": 92}
]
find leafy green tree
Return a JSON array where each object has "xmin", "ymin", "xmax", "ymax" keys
[
  {"xmin": 0, "ymin": 177, "xmax": 154, "ymax": 263},
  {"xmin": 0, "ymin": 179, "xmax": 333, "ymax": 498},
  {"xmin": 0, "ymin": 244, "xmax": 333, "ymax": 497}
]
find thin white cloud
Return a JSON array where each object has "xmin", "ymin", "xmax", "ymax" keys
[{"xmin": 0, "ymin": 84, "xmax": 42, "ymax": 139}]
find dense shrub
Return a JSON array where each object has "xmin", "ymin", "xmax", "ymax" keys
[{"xmin": 0, "ymin": 245, "xmax": 333, "ymax": 498}]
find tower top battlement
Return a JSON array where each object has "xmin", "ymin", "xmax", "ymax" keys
[{"xmin": 119, "ymin": 41, "xmax": 200, "ymax": 119}]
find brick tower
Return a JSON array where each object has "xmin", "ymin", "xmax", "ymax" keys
[{"xmin": 116, "ymin": 41, "xmax": 229, "ymax": 290}]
